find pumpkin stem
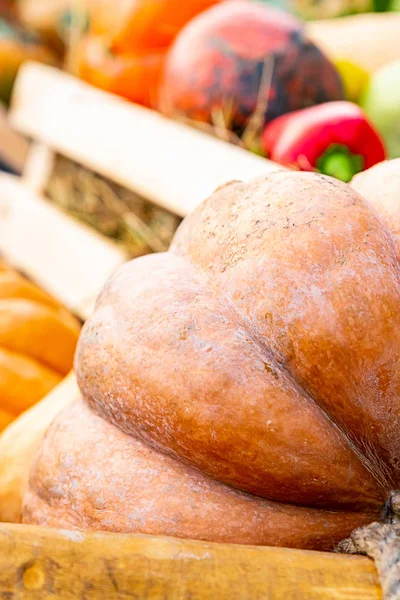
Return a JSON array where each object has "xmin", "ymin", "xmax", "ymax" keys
[{"xmin": 337, "ymin": 492, "xmax": 400, "ymax": 600}]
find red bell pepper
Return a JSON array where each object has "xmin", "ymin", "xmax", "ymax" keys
[{"xmin": 262, "ymin": 101, "xmax": 386, "ymax": 182}]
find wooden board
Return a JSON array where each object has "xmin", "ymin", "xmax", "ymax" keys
[
  {"xmin": 0, "ymin": 522, "xmax": 381, "ymax": 600},
  {"xmin": 10, "ymin": 63, "xmax": 283, "ymax": 218},
  {"xmin": 0, "ymin": 173, "xmax": 127, "ymax": 319}
]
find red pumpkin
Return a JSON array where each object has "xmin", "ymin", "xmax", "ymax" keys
[{"xmin": 160, "ymin": 0, "xmax": 344, "ymax": 132}]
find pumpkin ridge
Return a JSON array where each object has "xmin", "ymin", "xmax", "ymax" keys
[
  {"xmin": 29, "ymin": 425, "xmax": 381, "ymax": 516},
  {"xmin": 233, "ymin": 316, "xmax": 390, "ymax": 495},
  {"xmin": 24, "ymin": 399, "xmax": 379, "ymax": 549},
  {"xmin": 75, "ymin": 253, "xmax": 383, "ymax": 509},
  {"xmin": 176, "ymin": 279, "xmax": 390, "ymax": 497},
  {"xmin": 167, "ymin": 243, "xmax": 391, "ymax": 495},
  {"xmin": 169, "ymin": 172, "xmax": 399, "ymax": 491},
  {"xmin": 84, "ymin": 383, "xmax": 383, "ymax": 512}
]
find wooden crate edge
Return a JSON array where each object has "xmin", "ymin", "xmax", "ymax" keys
[
  {"xmin": 0, "ymin": 174, "xmax": 127, "ymax": 320},
  {"xmin": 0, "ymin": 522, "xmax": 381, "ymax": 599},
  {"xmin": 10, "ymin": 62, "xmax": 284, "ymax": 218}
]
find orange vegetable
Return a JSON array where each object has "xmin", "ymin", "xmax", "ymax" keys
[
  {"xmin": 0, "ymin": 407, "xmax": 13, "ymax": 432},
  {"xmin": 78, "ymin": 0, "xmax": 223, "ymax": 106},
  {"xmin": 89, "ymin": 0, "xmax": 222, "ymax": 53},
  {"xmin": 77, "ymin": 35, "xmax": 165, "ymax": 107},
  {"xmin": 24, "ymin": 160, "xmax": 400, "ymax": 551},
  {"xmin": 0, "ymin": 261, "xmax": 80, "ymax": 432}
]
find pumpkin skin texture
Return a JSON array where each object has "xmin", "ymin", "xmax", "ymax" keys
[
  {"xmin": 0, "ymin": 262, "xmax": 80, "ymax": 429},
  {"xmin": 25, "ymin": 169, "xmax": 400, "ymax": 549},
  {"xmin": 160, "ymin": 1, "xmax": 344, "ymax": 132}
]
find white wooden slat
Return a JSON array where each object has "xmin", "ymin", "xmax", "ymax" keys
[
  {"xmin": 0, "ymin": 174, "xmax": 127, "ymax": 320},
  {"xmin": 10, "ymin": 63, "xmax": 283, "ymax": 218}
]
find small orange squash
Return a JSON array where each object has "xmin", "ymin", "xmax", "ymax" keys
[
  {"xmin": 0, "ymin": 260, "xmax": 80, "ymax": 431},
  {"xmin": 76, "ymin": 35, "xmax": 166, "ymax": 108}
]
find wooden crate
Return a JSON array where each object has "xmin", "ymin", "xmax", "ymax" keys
[{"xmin": 0, "ymin": 63, "xmax": 382, "ymax": 599}]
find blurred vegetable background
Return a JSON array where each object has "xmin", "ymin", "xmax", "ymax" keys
[
  {"xmin": 0, "ymin": 0, "xmax": 399, "ymax": 176},
  {"xmin": 0, "ymin": 16, "xmax": 56, "ymax": 106},
  {"xmin": 262, "ymin": 101, "xmax": 386, "ymax": 180},
  {"xmin": 361, "ymin": 59, "xmax": 400, "ymax": 158},
  {"xmin": 160, "ymin": 2, "xmax": 345, "ymax": 138}
]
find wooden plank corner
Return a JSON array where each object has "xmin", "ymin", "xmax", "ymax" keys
[{"xmin": 0, "ymin": 174, "xmax": 127, "ymax": 320}]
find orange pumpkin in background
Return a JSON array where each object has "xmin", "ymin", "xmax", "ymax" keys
[
  {"xmin": 77, "ymin": 35, "xmax": 166, "ymax": 107},
  {"xmin": 78, "ymin": 0, "xmax": 223, "ymax": 107},
  {"xmin": 89, "ymin": 0, "xmax": 223, "ymax": 53}
]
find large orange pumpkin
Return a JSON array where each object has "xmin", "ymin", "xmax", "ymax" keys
[
  {"xmin": 24, "ymin": 161, "xmax": 400, "ymax": 551},
  {"xmin": 0, "ymin": 260, "xmax": 80, "ymax": 432}
]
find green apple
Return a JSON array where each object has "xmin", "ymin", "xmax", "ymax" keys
[{"xmin": 361, "ymin": 59, "xmax": 400, "ymax": 158}]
